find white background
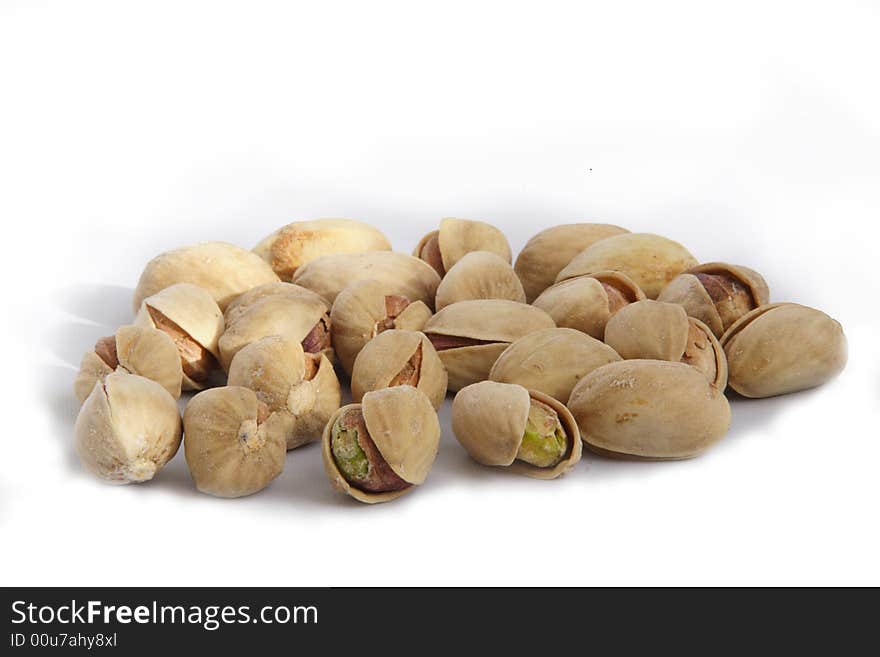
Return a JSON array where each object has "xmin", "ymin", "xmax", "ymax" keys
[{"xmin": 1, "ymin": 0, "xmax": 878, "ymax": 586}]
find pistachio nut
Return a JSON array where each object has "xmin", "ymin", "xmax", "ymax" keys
[
  {"xmin": 253, "ymin": 218, "xmax": 392, "ymax": 278},
  {"xmin": 434, "ymin": 251, "xmax": 526, "ymax": 311},
  {"xmin": 133, "ymin": 241, "xmax": 279, "ymax": 312},
  {"xmin": 74, "ymin": 324, "xmax": 183, "ymax": 403},
  {"xmin": 567, "ymin": 360, "xmax": 731, "ymax": 459},
  {"xmin": 74, "ymin": 371, "xmax": 182, "ymax": 483},
  {"xmin": 451, "ymin": 381, "xmax": 581, "ymax": 479},
  {"xmin": 351, "ymin": 330, "xmax": 447, "ymax": 410},
  {"xmin": 321, "ymin": 386, "xmax": 441, "ymax": 504},
  {"xmin": 657, "ymin": 262, "xmax": 770, "ymax": 338},
  {"xmin": 291, "ymin": 251, "xmax": 441, "ymax": 308},
  {"xmin": 532, "ymin": 270, "xmax": 645, "ymax": 339},
  {"xmin": 423, "ymin": 299, "xmax": 556, "ymax": 392},
  {"xmin": 604, "ymin": 299, "xmax": 728, "ymax": 389},
  {"xmin": 133, "ymin": 283, "xmax": 224, "ymax": 390},
  {"xmin": 556, "ymin": 233, "xmax": 698, "ymax": 299},
  {"xmin": 227, "ymin": 335, "xmax": 341, "ymax": 449},
  {"xmin": 489, "ymin": 327, "xmax": 621, "ymax": 403},
  {"xmin": 224, "ymin": 281, "xmax": 330, "ymax": 326},
  {"xmin": 720, "ymin": 303, "xmax": 847, "ymax": 398},
  {"xmin": 183, "ymin": 386, "xmax": 287, "ymax": 497},
  {"xmin": 329, "ymin": 279, "xmax": 433, "ymax": 376},
  {"xmin": 413, "ymin": 217, "xmax": 512, "ymax": 277},
  {"xmin": 514, "ymin": 223, "xmax": 630, "ymax": 302}
]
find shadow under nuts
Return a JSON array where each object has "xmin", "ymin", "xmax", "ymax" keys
[
  {"xmin": 414, "ymin": 217, "xmax": 512, "ymax": 277},
  {"xmin": 451, "ymin": 381, "xmax": 582, "ymax": 479},
  {"xmin": 434, "ymin": 251, "xmax": 526, "ymax": 311}
]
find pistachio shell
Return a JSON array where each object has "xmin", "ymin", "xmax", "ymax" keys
[
  {"xmin": 351, "ymin": 330, "xmax": 447, "ymax": 409},
  {"xmin": 133, "ymin": 241, "xmax": 279, "ymax": 312},
  {"xmin": 720, "ymin": 303, "xmax": 847, "ymax": 398},
  {"xmin": 224, "ymin": 282, "xmax": 330, "ymax": 326},
  {"xmin": 451, "ymin": 382, "xmax": 581, "ymax": 479},
  {"xmin": 567, "ymin": 360, "xmax": 731, "ymax": 459},
  {"xmin": 557, "ymin": 233, "xmax": 698, "ymax": 299},
  {"xmin": 253, "ymin": 218, "xmax": 392, "ymax": 278},
  {"xmin": 434, "ymin": 251, "xmax": 526, "ymax": 311},
  {"xmin": 74, "ymin": 372, "xmax": 182, "ymax": 483},
  {"xmin": 515, "ymin": 223, "xmax": 630, "ymax": 302},
  {"xmin": 183, "ymin": 386, "xmax": 287, "ymax": 497},
  {"xmin": 414, "ymin": 217, "xmax": 512, "ymax": 275},
  {"xmin": 292, "ymin": 251, "xmax": 441, "ymax": 307},
  {"xmin": 489, "ymin": 327, "xmax": 621, "ymax": 403}
]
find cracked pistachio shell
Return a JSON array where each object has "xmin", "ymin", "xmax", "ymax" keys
[
  {"xmin": 720, "ymin": 303, "xmax": 847, "ymax": 398},
  {"xmin": 329, "ymin": 279, "xmax": 433, "ymax": 376},
  {"xmin": 515, "ymin": 223, "xmax": 630, "ymax": 302},
  {"xmin": 413, "ymin": 217, "xmax": 512, "ymax": 276},
  {"xmin": 227, "ymin": 335, "xmax": 341, "ymax": 449},
  {"xmin": 183, "ymin": 386, "xmax": 287, "ymax": 497},
  {"xmin": 253, "ymin": 218, "xmax": 392, "ymax": 279},
  {"xmin": 557, "ymin": 233, "xmax": 698, "ymax": 299},
  {"xmin": 321, "ymin": 386, "xmax": 441, "ymax": 504},
  {"xmin": 567, "ymin": 360, "xmax": 731, "ymax": 460},
  {"xmin": 451, "ymin": 382, "xmax": 581, "ymax": 479},
  {"xmin": 224, "ymin": 282, "xmax": 330, "ymax": 326},
  {"xmin": 434, "ymin": 251, "xmax": 526, "ymax": 311},
  {"xmin": 423, "ymin": 300, "xmax": 556, "ymax": 392},
  {"xmin": 489, "ymin": 328, "xmax": 621, "ymax": 403},
  {"xmin": 75, "ymin": 372, "xmax": 182, "ymax": 483},
  {"xmin": 133, "ymin": 241, "xmax": 279, "ymax": 312},
  {"xmin": 292, "ymin": 251, "xmax": 441, "ymax": 308},
  {"xmin": 533, "ymin": 270, "xmax": 646, "ymax": 339},
  {"xmin": 657, "ymin": 262, "xmax": 771, "ymax": 338},
  {"xmin": 351, "ymin": 330, "xmax": 447, "ymax": 410},
  {"xmin": 604, "ymin": 300, "xmax": 728, "ymax": 389}
]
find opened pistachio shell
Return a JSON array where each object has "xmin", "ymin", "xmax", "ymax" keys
[
  {"xmin": 434, "ymin": 251, "xmax": 526, "ymax": 311},
  {"xmin": 515, "ymin": 223, "xmax": 630, "ymax": 302},
  {"xmin": 253, "ymin": 218, "xmax": 392, "ymax": 278},
  {"xmin": 533, "ymin": 271, "xmax": 645, "ymax": 339},
  {"xmin": 224, "ymin": 282, "xmax": 330, "ymax": 326},
  {"xmin": 489, "ymin": 328, "xmax": 621, "ymax": 403},
  {"xmin": 720, "ymin": 303, "xmax": 847, "ymax": 398},
  {"xmin": 557, "ymin": 233, "xmax": 698, "ymax": 299},
  {"xmin": 657, "ymin": 262, "xmax": 770, "ymax": 338},
  {"xmin": 351, "ymin": 330, "xmax": 447, "ymax": 409},
  {"xmin": 321, "ymin": 386, "xmax": 441, "ymax": 504},
  {"xmin": 567, "ymin": 360, "xmax": 731, "ymax": 459},
  {"xmin": 75, "ymin": 372, "xmax": 182, "ymax": 483},
  {"xmin": 413, "ymin": 217, "xmax": 512, "ymax": 276},
  {"xmin": 451, "ymin": 382, "xmax": 581, "ymax": 479},
  {"xmin": 227, "ymin": 335, "xmax": 341, "ymax": 449},
  {"xmin": 292, "ymin": 251, "xmax": 441, "ymax": 307},
  {"xmin": 133, "ymin": 241, "xmax": 279, "ymax": 312},
  {"xmin": 604, "ymin": 299, "xmax": 728, "ymax": 389},
  {"xmin": 183, "ymin": 386, "xmax": 287, "ymax": 497},
  {"xmin": 423, "ymin": 300, "xmax": 556, "ymax": 391}
]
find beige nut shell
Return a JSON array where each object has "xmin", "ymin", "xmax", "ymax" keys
[
  {"xmin": 321, "ymin": 386, "xmax": 441, "ymax": 504},
  {"xmin": 351, "ymin": 330, "xmax": 447, "ymax": 410},
  {"xmin": 434, "ymin": 251, "xmax": 526, "ymax": 311},
  {"xmin": 567, "ymin": 360, "xmax": 731, "ymax": 460},
  {"xmin": 489, "ymin": 327, "xmax": 621, "ymax": 403},
  {"xmin": 720, "ymin": 303, "xmax": 847, "ymax": 398},
  {"xmin": 133, "ymin": 241, "xmax": 279, "ymax": 312},
  {"xmin": 74, "ymin": 372, "xmax": 182, "ymax": 483},
  {"xmin": 253, "ymin": 218, "xmax": 392, "ymax": 278},
  {"xmin": 414, "ymin": 217, "xmax": 512, "ymax": 273},
  {"xmin": 451, "ymin": 382, "xmax": 582, "ymax": 479},
  {"xmin": 224, "ymin": 282, "xmax": 330, "ymax": 326},
  {"xmin": 556, "ymin": 233, "xmax": 698, "ymax": 299},
  {"xmin": 515, "ymin": 223, "xmax": 630, "ymax": 302}
]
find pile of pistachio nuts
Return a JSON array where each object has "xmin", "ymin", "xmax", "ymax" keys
[{"xmin": 72, "ymin": 218, "xmax": 847, "ymax": 503}]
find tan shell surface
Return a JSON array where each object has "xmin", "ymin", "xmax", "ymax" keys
[
  {"xmin": 657, "ymin": 273, "xmax": 723, "ymax": 337},
  {"xmin": 434, "ymin": 251, "xmax": 526, "ymax": 311},
  {"xmin": 424, "ymin": 299, "xmax": 555, "ymax": 342},
  {"xmin": 224, "ymin": 282, "xmax": 329, "ymax": 326},
  {"xmin": 74, "ymin": 372, "xmax": 182, "ymax": 483},
  {"xmin": 489, "ymin": 328, "xmax": 621, "ymax": 403},
  {"xmin": 557, "ymin": 233, "xmax": 698, "ymax": 299},
  {"xmin": 514, "ymin": 223, "xmax": 630, "ymax": 302},
  {"xmin": 132, "ymin": 241, "xmax": 279, "ymax": 312},
  {"xmin": 437, "ymin": 343, "xmax": 509, "ymax": 392},
  {"xmin": 253, "ymin": 218, "xmax": 391, "ymax": 278},
  {"xmin": 690, "ymin": 262, "xmax": 770, "ymax": 307},
  {"xmin": 720, "ymin": 303, "xmax": 847, "ymax": 398},
  {"xmin": 604, "ymin": 300, "xmax": 690, "ymax": 362},
  {"xmin": 435, "ymin": 217, "xmax": 512, "ymax": 271},
  {"xmin": 74, "ymin": 351, "xmax": 114, "ymax": 405},
  {"xmin": 567, "ymin": 360, "xmax": 731, "ymax": 459},
  {"xmin": 135, "ymin": 283, "xmax": 224, "ymax": 358}
]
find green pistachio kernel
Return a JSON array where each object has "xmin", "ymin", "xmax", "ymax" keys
[
  {"xmin": 517, "ymin": 399, "xmax": 567, "ymax": 468},
  {"xmin": 331, "ymin": 420, "xmax": 369, "ymax": 482}
]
